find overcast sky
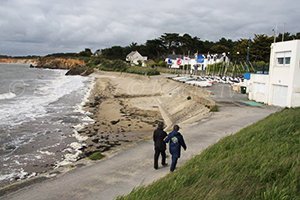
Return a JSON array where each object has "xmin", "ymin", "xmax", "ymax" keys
[{"xmin": 0, "ymin": 0, "xmax": 299, "ymax": 56}]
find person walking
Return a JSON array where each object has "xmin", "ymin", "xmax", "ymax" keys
[
  {"xmin": 153, "ymin": 121, "xmax": 168, "ymax": 169},
  {"xmin": 164, "ymin": 125, "xmax": 187, "ymax": 172}
]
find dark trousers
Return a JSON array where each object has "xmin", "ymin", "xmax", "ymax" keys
[
  {"xmin": 154, "ymin": 148, "xmax": 166, "ymax": 169},
  {"xmin": 170, "ymin": 154, "xmax": 179, "ymax": 172}
]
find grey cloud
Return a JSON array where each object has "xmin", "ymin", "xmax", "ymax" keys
[{"xmin": 0, "ymin": 0, "xmax": 299, "ymax": 55}]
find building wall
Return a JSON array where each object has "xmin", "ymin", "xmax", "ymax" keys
[
  {"xmin": 248, "ymin": 74, "xmax": 269, "ymax": 103},
  {"xmin": 126, "ymin": 52, "xmax": 147, "ymax": 66},
  {"xmin": 268, "ymin": 40, "xmax": 300, "ymax": 107},
  {"xmin": 249, "ymin": 40, "xmax": 300, "ymax": 107},
  {"xmin": 291, "ymin": 41, "xmax": 300, "ymax": 107}
]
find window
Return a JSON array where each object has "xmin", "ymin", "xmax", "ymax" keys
[
  {"xmin": 277, "ymin": 58, "xmax": 284, "ymax": 65},
  {"xmin": 276, "ymin": 51, "xmax": 291, "ymax": 66},
  {"xmin": 285, "ymin": 57, "xmax": 290, "ymax": 64}
]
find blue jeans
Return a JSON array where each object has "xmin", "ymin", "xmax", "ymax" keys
[{"xmin": 170, "ymin": 155, "xmax": 179, "ymax": 172}]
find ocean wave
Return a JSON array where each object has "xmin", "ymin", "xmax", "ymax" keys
[
  {"xmin": 0, "ymin": 92, "xmax": 16, "ymax": 100},
  {"xmin": 0, "ymin": 70, "xmax": 91, "ymax": 126}
]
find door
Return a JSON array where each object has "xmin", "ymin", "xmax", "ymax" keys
[
  {"xmin": 253, "ymin": 82, "xmax": 267, "ymax": 103},
  {"xmin": 272, "ymin": 85, "xmax": 288, "ymax": 107}
]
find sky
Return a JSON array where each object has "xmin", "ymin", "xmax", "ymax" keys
[{"xmin": 0, "ymin": 0, "xmax": 299, "ymax": 56}]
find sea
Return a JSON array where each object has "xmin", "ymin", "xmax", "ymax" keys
[{"xmin": 0, "ymin": 63, "xmax": 93, "ymax": 187}]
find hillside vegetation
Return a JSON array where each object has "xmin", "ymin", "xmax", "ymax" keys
[{"xmin": 118, "ymin": 108, "xmax": 300, "ymax": 200}]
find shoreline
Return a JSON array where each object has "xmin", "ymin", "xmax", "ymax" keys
[
  {"xmin": 0, "ymin": 65, "xmax": 93, "ymax": 190},
  {"xmin": 0, "ymin": 70, "xmax": 214, "ymax": 195},
  {"xmin": 70, "ymin": 70, "xmax": 215, "ymax": 158}
]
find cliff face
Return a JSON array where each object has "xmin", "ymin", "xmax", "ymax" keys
[
  {"xmin": 0, "ymin": 57, "xmax": 85, "ymax": 69},
  {"xmin": 0, "ymin": 58, "xmax": 38, "ymax": 65},
  {"xmin": 34, "ymin": 57, "xmax": 85, "ymax": 69}
]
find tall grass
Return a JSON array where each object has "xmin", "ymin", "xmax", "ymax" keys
[
  {"xmin": 117, "ymin": 108, "xmax": 300, "ymax": 200},
  {"xmin": 126, "ymin": 66, "xmax": 160, "ymax": 76},
  {"xmin": 92, "ymin": 59, "xmax": 160, "ymax": 76}
]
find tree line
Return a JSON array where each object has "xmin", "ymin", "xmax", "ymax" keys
[{"xmin": 99, "ymin": 32, "xmax": 300, "ymax": 63}]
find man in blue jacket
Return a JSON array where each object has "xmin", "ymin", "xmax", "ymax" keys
[{"xmin": 164, "ymin": 125, "xmax": 187, "ymax": 172}]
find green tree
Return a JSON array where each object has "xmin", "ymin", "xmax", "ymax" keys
[
  {"xmin": 210, "ymin": 44, "xmax": 229, "ymax": 54},
  {"xmin": 202, "ymin": 40, "xmax": 214, "ymax": 54},
  {"xmin": 231, "ymin": 39, "xmax": 249, "ymax": 62},
  {"xmin": 78, "ymin": 48, "xmax": 93, "ymax": 57},
  {"xmin": 101, "ymin": 46, "xmax": 125, "ymax": 60},
  {"xmin": 145, "ymin": 39, "xmax": 166, "ymax": 58},
  {"xmin": 217, "ymin": 37, "xmax": 234, "ymax": 53},
  {"xmin": 159, "ymin": 33, "xmax": 181, "ymax": 54},
  {"xmin": 251, "ymin": 34, "xmax": 273, "ymax": 62}
]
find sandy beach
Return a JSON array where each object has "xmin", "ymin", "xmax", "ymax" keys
[{"xmin": 78, "ymin": 70, "xmax": 215, "ymax": 157}]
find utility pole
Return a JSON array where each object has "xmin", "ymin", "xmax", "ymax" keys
[
  {"xmin": 246, "ymin": 38, "xmax": 250, "ymax": 72},
  {"xmin": 282, "ymin": 23, "xmax": 286, "ymax": 42},
  {"xmin": 272, "ymin": 25, "xmax": 277, "ymax": 43}
]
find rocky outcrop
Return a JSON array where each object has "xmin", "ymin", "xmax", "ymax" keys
[
  {"xmin": 0, "ymin": 58, "xmax": 38, "ymax": 65},
  {"xmin": 65, "ymin": 66, "xmax": 94, "ymax": 76},
  {"xmin": 0, "ymin": 57, "xmax": 86, "ymax": 70},
  {"xmin": 1, "ymin": 57, "xmax": 94, "ymax": 76},
  {"xmin": 33, "ymin": 57, "xmax": 85, "ymax": 70}
]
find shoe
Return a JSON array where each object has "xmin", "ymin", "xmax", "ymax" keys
[
  {"xmin": 162, "ymin": 163, "xmax": 168, "ymax": 167},
  {"xmin": 154, "ymin": 167, "xmax": 158, "ymax": 170}
]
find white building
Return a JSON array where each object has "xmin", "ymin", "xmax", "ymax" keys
[
  {"xmin": 126, "ymin": 51, "xmax": 147, "ymax": 66},
  {"xmin": 248, "ymin": 40, "xmax": 300, "ymax": 107}
]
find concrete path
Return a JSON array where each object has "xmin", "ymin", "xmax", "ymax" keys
[{"xmin": 2, "ymin": 85, "xmax": 278, "ymax": 200}]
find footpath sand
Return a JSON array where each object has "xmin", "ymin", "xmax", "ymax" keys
[{"xmin": 79, "ymin": 71, "xmax": 214, "ymax": 156}]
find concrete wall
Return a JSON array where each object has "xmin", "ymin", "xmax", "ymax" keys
[
  {"xmin": 268, "ymin": 40, "xmax": 300, "ymax": 107},
  {"xmin": 248, "ymin": 74, "xmax": 269, "ymax": 103},
  {"xmin": 291, "ymin": 41, "xmax": 300, "ymax": 107},
  {"xmin": 249, "ymin": 40, "xmax": 300, "ymax": 107}
]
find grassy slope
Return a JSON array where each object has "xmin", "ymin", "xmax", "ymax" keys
[{"xmin": 118, "ymin": 108, "xmax": 300, "ymax": 200}]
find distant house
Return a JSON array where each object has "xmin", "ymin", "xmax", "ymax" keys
[
  {"xmin": 126, "ymin": 51, "xmax": 148, "ymax": 66},
  {"xmin": 165, "ymin": 53, "xmax": 229, "ymax": 70},
  {"xmin": 94, "ymin": 49, "xmax": 102, "ymax": 56}
]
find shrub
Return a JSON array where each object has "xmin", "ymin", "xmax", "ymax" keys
[
  {"xmin": 126, "ymin": 66, "xmax": 160, "ymax": 76},
  {"xmin": 97, "ymin": 59, "xmax": 129, "ymax": 72},
  {"xmin": 87, "ymin": 56, "xmax": 106, "ymax": 67},
  {"xmin": 88, "ymin": 152, "xmax": 105, "ymax": 160},
  {"xmin": 210, "ymin": 105, "xmax": 219, "ymax": 112},
  {"xmin": 157, "ymin": 60, "xmax": 167, "ymax": 68}
]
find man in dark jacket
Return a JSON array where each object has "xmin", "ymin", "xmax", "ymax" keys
[
  {"xmin": 164, "ymin": 125, "xmax": 187, "ymax": 172},
  {"xmin": 153, "ymin": 121, "xmax": 168, "ymax": 169}
]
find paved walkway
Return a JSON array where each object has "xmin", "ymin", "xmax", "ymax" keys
[{"xmin": 2, "ymin": 84, "xmax": 278, "ymax": 200}]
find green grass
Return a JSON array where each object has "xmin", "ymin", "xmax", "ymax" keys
[
  {"xmin": 93, "ymin": 59, "xmax": 160, "ymax": 76},
  {"xmin": 125, "ymin": 66, "xmax": 160, "ymax": 76},
  {"xmin": 117, "ymin": 108, "xmax": 300, "ymax": 200},
  {"xmin": 88, "ymin": 152, "xmax": 105, "ymax": 160}
]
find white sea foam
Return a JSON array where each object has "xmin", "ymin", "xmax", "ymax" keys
[
  {"xmin": 0, "ymin": 68, "xmax": 95, "ymax": 182},
  {"xmin": 74, "ymin": 77, "xmax": 95, "ymax": 114},
  {"xmin": 0, "ymin": 168, "xmax": 28, "ymax": 181},
  {"xmin": 0, "ymin": 70, "xmax": 90, "ymax": 126},
  {"xmin": 37, "ymin": 150, "xmax": 55, "ymax": 156},
  {"xmin": 72, "ymin": 130, "xmax": 88, "ymax": 142},
  {"xmin": 56, "ymin": 142, "xmax": 83, "ymax": 167},
  {"xmin": 0, "ymin": 92, "xmax": 16, "ymax": 100}
]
